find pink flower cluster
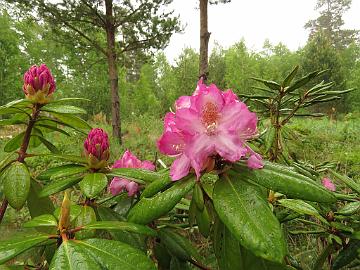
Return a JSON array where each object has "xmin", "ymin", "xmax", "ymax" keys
[
  {"xmin": 109, "ymin": 150, "xmax": 155, "ymax": 196},
  {"xmin": 158, "ymin": 80, "xmax": 263, "ymax": 181},
  {"xmin": 322, "ymin": 177, "xmax": 336, "ymax": 191},
  {"xmin": 84, "ymin": 128, "xmax": 110, "ymax": 166},
  {"xmin": 23, "ymin": 64, "xmax": 55, "ymax": 102}
]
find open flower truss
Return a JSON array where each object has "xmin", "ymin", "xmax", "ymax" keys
[{"xmin": 0, "ymin": 65, "xmax": 358, "ymax": 270}]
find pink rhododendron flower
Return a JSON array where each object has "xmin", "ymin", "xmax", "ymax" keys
[
  {"xmin": 23, "ymin": 64, "xmax": 55, "ymax": 103},
  {"xmin": 84, "ymin": 128, "xmax": 110, "ymax": 169},
  {"xmin": 109, "ymin": 150, "xmax": 155, "ymax": 197},
  {"xmin": 158, "ymin": 80, "xmax": 263, "ymax": 181},
  {"xmin": 322, "ymin": 177, "xmax": 336, "ymax": 191}
]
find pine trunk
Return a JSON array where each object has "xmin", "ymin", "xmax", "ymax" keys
[
  {"xmin": 105, "ymin": 0, "xmax": 122, "ymax": 144},
  {"xmin": 199, "ymin": 0, "xmax": 210, "ymax": 81}
]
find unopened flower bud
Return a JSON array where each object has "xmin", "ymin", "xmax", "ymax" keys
[
  {"xmin": 84, "ymin": 128, "xmax": 110, "ymax": 169},
  {"xmin": 23, "ymin": 64, "xmax": 55, "ymax": 103}
]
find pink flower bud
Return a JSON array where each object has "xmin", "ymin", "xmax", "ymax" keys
[
  {"xmin": 322, "ymin": 177, "xmax": 336, "ymax": 191},
  {"xmin": 84, "ymin": 128, "xmax": 110, "ymax": 169},
  {"xmin": 23, "ymin": 64, "xmax": 55, "ymax": 103},
  {"xmin": 109, "ymin": 150, "xmax": 155, "ymax": 197}
]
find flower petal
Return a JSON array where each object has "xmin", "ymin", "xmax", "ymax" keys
[
  {"xmin": 214, "ymin": 131, "xmax": 247, "ymax": 162},
  {"xmin": 194, "ymin": 83, "xmax": 224, "ymax": 113},
  {"xmin": 247, "ymin": 154, "xmax": 264, "ymax": 169},
  {"xmin": 109, "ymin": 177, "xmax": 129, "ymax": 195},
  {"xmin": 175, "ymin": 108, "xmax": 203, "ymax": 134},
  {"xmin": 141, "ymin": 160, "xmax": 155, "ymax": 171},
  {"xmin": 157, "ymin": 131, "xmax": 186, "ymax": 156},
  {"xmin": 126, "ymin": 181, "xmax": 139, "ymax": 196},
  {"xmin": 170, "ymin": 154, "xmax": 192, "ymax": 181}
]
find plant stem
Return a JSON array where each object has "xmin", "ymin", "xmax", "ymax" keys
[
  {"xmin": 189, "ymin": 259, "xmax": 212, "ymax": 270},
  {"xmin": 0, "ymin": 103, "xmax": 41, "ymax": 224}
]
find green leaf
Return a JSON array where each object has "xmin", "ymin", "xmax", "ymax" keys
[
  {"xmin": 50, "ymin": 113, "xmax": 91, "ymax": 130},
  {"xmin": 278, "ymin": 199, "xmax": 328, "ymax": 224},
  {"xmin": 51, "ymin": 97, "xmax": 91, "ymax": 103},
  {"xmin": 39, "ymin": 175, "xmax": 83, "ymax": 197},
  {"xmin": 193, "ymin": 183, "xmax": 204, "ymax": 211},
  {"xmin": 128, "ymin": 177, "xmax": 195, "ymax": 224},
  {"xmin": 330, "ymin": 170, "xmax": 360, "ymax": 195},
  {"xmin": 140, "ymin": 174, "xmax": 172, "ymax": 198},
  {"xmin": 37, "ymin": 153, "xmax": 87, "ymax": 164},
  {"xmin": 0, "ymin": 152, "xmax": 17, "ymax": 175},
  {"xmin": 74, "ymin": 205, "xmax": 97, "ymax": 239},
  {"xmin": 75, "ymin": 239, "xmax": 157, "ymax": 270},
  {"xmin": 24, "ymin": 214, "xmax": 58, "ymax": 228},
  {"xmin": 49, "ymin": 240, "xmax": 101, "ymax": 270},
  {"xmin": 108, "ymin": 168, "xmax": 162, "ymax": 183},
  {"xmin": 3, "ymin": 132, "xmax": 24, "ymax": 152},
  {"xmin": 332, "ymin": 240, "xmax": 360, "ymax": 270},
  {"xmin": 97, "ymin": 207, "xmax": 146, "ymax": 251},
  {"xmin": 36, "ymin": 135, "xmax": 61, "ymax": 154},
  {"xmin": 213, "ymin": 218, "xmax": 290, "ymax": 270},
  {"xmin": 336, "ymin": 201, "xmax": 360, "ymax": 216},
  {"xmin": 251, "ymin": 78, "xmax": 281, "ymax": 90},
  {"xmin": 159, "ymin": 228, "xmax": 202, "ymax": 263},
  {"xmin": 195, "ymin": 205, "xmax": 210, "ymax": 238},
  {"xmin": 79, "ymin": 173, "xmax": 108, "ymax": 198},
  {"xmin": 213, "ymin": 174, "xmax": 286, "ymax": 263},
  {"xmin": 42, "ymin": 104, "xmax": 86, "ymax": 114},
  {"xmin": 233, "ymin": 162, "xmax": 336, "ymax": 203},
  {"xmin": 3, "ymin": 162, "xmax": 30, "ymax": 209},
  {"xmin": 36, "ymin": 123, "xmax": 70, "ymax": 136},
  {"xmin": 82, "ymin": 221, "xmax": 157, "ymax": 237},
  {"xmin": 282, "ymin": 65, "xmax": 299, "ymax": 87},
  {"xmin": 0, "ymin": 233, "xmax": 50, "ymax": 264},
  {"xmin": 0, "ymin": 118, "xmax": 26, "ymax": 126},
  {"xmin": 286, "ymin": 70, "xmax": 319, "ymax": 93},
  {"xmin": 54, "ymin": 204, "xmax": 82, "ymax": 222},
  {"xmin": 49, "ymin": 165, "xmax": 88, "ymax": 181},
  {"xmin": 38, "ymin": 164, "xmax": 86, "ymax": 181}
]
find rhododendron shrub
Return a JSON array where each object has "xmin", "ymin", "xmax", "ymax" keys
[{"xmin": 0, "ymin": 65, "xmax": 358, "ymax": 270}]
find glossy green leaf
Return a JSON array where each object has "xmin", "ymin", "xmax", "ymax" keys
[
  {"xmin": 278, "ymin": 199, "xmax": 327, "ymax": 224},
  {"xmin": 3, "ymin": 162, "xmax": 30, "ymax": 209},
  {"xmin": 3, "ymin": 132, "xmax": 24, "ymax": 152},
  {"xmin": 196, "ymin": 205, "xmax": 210, "ymax": 238},
  {"xmin": 159, "ymin": 228, "xmax": 202, "ymax": 262},
  {"xmin": 75, "ymin": 238, "xmax": 157, "ymax": 270},
  {"xmin": 108, "ymin": 168, "xmax": 162, "ymax": 183},
  {"xmin": 74, "ymin": 205, "xmax": 97, "ymax": 239},
  {"xmin": 0, "ymin": 233, "xmax": 50, "ymax": 264},
  {"xmin": 49, "ymin": 165, "xmax": 88, "ymax": 181},
  {"xmin": 233, "ymin": 162, "xmax": 336, "ymax": 203},
  {"xmin": 330, "ymin": 170, "xmax": 360, "ymax": 195},
  {"xmin": 154, "ymin": 242, "xmax": 171, "ymax": 269},
  {"xmin": 286, "ymin": 70, "xmax": 319, "ymax": 93},
  {"xmin": 38, "ymin": 164, "xmax": 86, "ymax": 181},
  {"xmin": 79, "ymin": 173, "xmax": 108, "ymax": 198},
  {"xmin": 336, "ymin": 201, "xmax": 360, "ymax": 216},
  {"xmin": 36, "ymin": 135, "xmax": 61, "ymax": 154},
  {"xmin": 213, "ymin": 218, "xmax": 291, "ymax": 270},
  {"xmin": 42, "ymin": 104, "xmax": 86, "ymax": 114},
  {"xmin": 37, "ymin": 153, "xmax": 87, "ymax": 164},
  {"xmin": 332, "ymin": 240, "xmax": 360, "ymax": 270},
  {"xmin": 24, "ymin": 214, "xmax": 58, "ymax": 228},
  {"xmin": 0, "ymin": 118, "xmax": 26, "ymax": 126},
  {"xmin": 51, "ymin": 97, "xmax": 91, "ymax": 103},
  {"xmin": 97, "ymin": 207, "xmax": 146, "ymax": 251},
  {"xmin": 49, "ymin": 240, "xmax": 101, "ymax": 270},
  {"xmin": 39, "ymin": 175, "xmax": 83, "ymax": 197},
  {"xmin": 265, "ymin": 126, "xmax": 276, "ymax": 153},
  {"xmin": 170, "ymin": 257, "xmax": 191, "ymax": 270},
  {"xmin": 82, "ymin": 221, "xmax": 156, "ymax": 237},
  {"xmin": 0, "ymin": 152, "xmax": 17, "ymax": 175},
  {"xmin": 193, "ymin": 183, "xmax": 204, "ymax": 210},
  {"xmin": 251, "ymin": 77, "xmax": 281, "ymax": 90},
  {"xmin": 213, "ymin": 174, "xmax": 286, "ymax": 263},
  {"xmin": 282, "ymin": 65, "xmax": 299, "ymax": 87},
  {"xmin": 49, "ymin": 112, "xmax": 91, "ymax": 130},
  {"xmin": 141, "ymin": 174, "xmax": 171, "ymax": 198},
  {"xmin": 128, "ymin": 177, "xmax": 195, "ymax": 224}
]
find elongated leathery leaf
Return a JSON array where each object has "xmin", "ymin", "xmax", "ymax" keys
[
  {"xmin": 82, "ymin": 221, "xmax": 157, "ymax": 237},
  {"xmin": 79, "ymin": 173, "xmax": 108, "ymax": 198},
  {"xmin": 128, "ymin": 176, "xmax": 195, "ymax": 224},
  {"xmin": 0, "ymin": 233, "xmax": 50, "ymax": 264},
  {"xmin": 233, "ymin": 161, "xmax": 336, "ymax": 203},
  {"xmin": 76, "ymin": 239, "xmax": 157, "ymax": 270},
  {"xmin": 24, "ymin": 214, "xmax": 58, "ymax": 228},
  {"xmin": 50, "ymin": 240, "xmax": 101, "ymax": 270},
  {"xmin": 213, "ymin": 174, "xmax": 286, "ymax": 263},
  {"xmin": 39, "ymin": 175, "xmax": 83, "ymax": 197},
  {"xmin": 3, "ymin": 162, "xmax": 30, "ymax": 209}
]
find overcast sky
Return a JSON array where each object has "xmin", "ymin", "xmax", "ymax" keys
[{"xmin": 164, "ymin": 0, "xmax": 360, "ymax": 62}]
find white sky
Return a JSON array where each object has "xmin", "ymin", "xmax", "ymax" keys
[{"xmin": 164, "ymin": 0, "xmax": 360, "ymax": 62}]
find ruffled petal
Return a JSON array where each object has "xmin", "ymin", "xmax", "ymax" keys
[
  {"xmin": 175, "ymin": 108, "xmax": 203, "ymax": 134},
  {"xmin": 222, "ymin": 89, "xmax": 239, "ymax": 104},
  {"xmin": 157, "ymin": 131, "xmax": 186, "ymax": 156},
  {"xmin": 247, "ymin": 154, "xmax": 264, "ymax": 169},
  {"xmin": 214, "ymin": 131, "xmax": 248, "ymax": 162},
  {"xmin": 109, "ymin": 177, "xmax": 129, "ymax": 195},
  {"xmin": 126, "ymin": 181, "xmax": 139, "ymax": 196},
  {"xmin": 141, "ymin": 160, "xmax": 155, "ymax": 171},
  {"xmin": 170, "ymin": 154, "xmax": 192, "ymax": 181},
  {"xmin": 194, "ymin": 84, "xmax": 224, "ymax": 113},
  {"xmin": 175, "ymin": 96, "xmax": 192, "ymax": 110}
]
